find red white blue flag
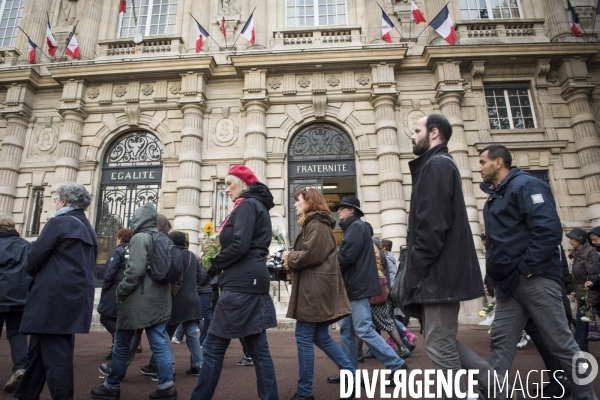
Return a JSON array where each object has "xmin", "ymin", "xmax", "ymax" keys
[
  {"xmin": 568, "ymin": 1, "xmax": 581, "ymax": 37},
  {"xmin": 119, "ymin": 0, "xmax": 126, "ymax": 13},
  {"xmin": 27, "ymin": 38, "xmax": 37, "ymax": 64},
  {"xmin": 411, "ymin": 1, "xmax": 426, "ymax": 24},
  {"xmin": 46, "ymin": 20, "xmax": 58, "ymax": 57},
  {"xmin": 195, "ymin": 20, "xmax": 209, "ymax": 52},
  {"xmin": 430, "ymin": 5, "xmax": 456, "ymax": 45},
  {"xmin": 65, "ymin": 32, "xmax": 80, "ymax": 59},
  {"xmin": 381, "ymin": 9, "xmax": 394, "ymax": 43},
  {"xmin": 241, "ymin": 13, "xmax": 255, "ymax": 45}
]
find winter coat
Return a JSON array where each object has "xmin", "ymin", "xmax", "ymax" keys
[
  {"xmin": 385, "ymin": 251, "xmax": 397, "ymax": 289},
  {"xmin": 337, "ymin": 215, "xmax": 381, "ymax": 301},
  {"xmin": 0, "ymin": 231, "xmax": 32, "ymax": 312},
  {"xmin": 97, "ymin": 242, "xmax": 128, "ymax": 319},
  {"xmin": 20, "ymin": 209, "xmax": 98, "ymax": 334},
  {"xmin": 560, "ymin": 245, "xmax": 574, "ymax": 294},
  {"xmin": 403, "ymin": 144, "xmax": 484, "ymax": 312},
  {"xmin": 569, "ymin": 242, "xmax": 599, "ymax": 306},
  {"xmin": 169, "ymin": 243, "xmax": 210, "ymax": 325},
  {"xmin": 210, "ymin": 182, "xmax": 274, "ymax": 294},
  {"xmin": 116, "ymin": 203, "xmax": 172, "ymax": 330},
  {"xmin": 286, "ymin": 211, "xmax": 352, "ymax": 323},
  {"xmin": 481, "ymin": 167, "xmax": 563, "ymax": 299}
]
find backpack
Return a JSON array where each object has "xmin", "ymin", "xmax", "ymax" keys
[{"xmin": 146, "ymin": 232, "xmax": 184, "ymax": 284}]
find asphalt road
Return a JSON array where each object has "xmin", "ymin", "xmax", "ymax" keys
[{"xmin": 0, "ymin": 327, "xmax": 598, "ymax": 400}]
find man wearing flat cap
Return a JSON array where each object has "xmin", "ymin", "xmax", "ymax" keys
[{"xmin": 327, "ymin": 196, "xmax": 407, "ymax": 384}]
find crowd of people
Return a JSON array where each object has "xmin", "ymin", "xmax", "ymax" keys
[{"xmin": 0, "ymin": 114, "xmax": 598, "ymax": 400}]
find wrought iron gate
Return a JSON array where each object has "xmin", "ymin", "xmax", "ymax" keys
[{"xmin": 95, "ymin": 131, "xmax": 163, "ymax": 283}]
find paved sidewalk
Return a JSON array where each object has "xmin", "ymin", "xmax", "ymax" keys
[{"xmin": 0, "ymin": 327, "xmax": 598, "ymax": 400}]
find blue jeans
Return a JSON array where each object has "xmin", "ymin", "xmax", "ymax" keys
[
  {"xmin": 340, "ymin": 298, "xmax": 405, "ymax": 371},
  {"xmin": 394, "ymin": 319, "xmax": 407, "ymax": 341},
  {"xmin": 191, "ymin": 331, "xmax": 278, "ymax": 400},
  {"xmin": 295, "ymin": 321, "xmax": 355, "ymax": 397},
  {"xmin": 175, "ymin": 324, "xmax": 184, "ymax": 342},
  {"xmin": 199, "ymin": 293, "xmax": 212, "ymax": 345},
  {"xmin": 575, "ymin": 305, "xmax": 589, "ymax": 352},
  {"xmin": 105, "ymin": 321, "xmax": 174, "ymax": 390},
  {"xmin": 181, "ymin": 320, "xmax": 203, "ymax": 367}
]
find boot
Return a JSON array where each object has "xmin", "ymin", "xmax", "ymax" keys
[
  {"xmin": 404, "ymin": 329, "xmax": 416, "ymax": 342},
  {"xmin": 397, "ymin": 345, "xmax": 411, "ymax": 359},
  {"xmin": 403, "ymin": 338, "xmax": 416, "ymax": 351},
  {"xmin": 357, "ymin": 350, "xmax": 364, "ymax": 363}
]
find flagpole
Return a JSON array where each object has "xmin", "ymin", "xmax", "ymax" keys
[
  {"xmin": 410, "ymin": 16, "xmax": 412, "ymax": 41},
  {"xmin": 376, "ymin": 2, "xmax": 407, "ymax": 43},
  {"xmin": 592, "ymin": 5, "xmax": 598, "ymax": 35},
  {"xmin": 17, "ymin": 26, "xmax": 52, "ymax": 62},
  {"xmin": 414, "ymin": 0, "xmax": 452, "ymax": 40},
  {"xmin": 188, "ymin": 12, "xmax": 222, "ymax": 51},
  {"xmin": 231, "ymin": 6, "xmax": 256, "ymax": 50},
  {"xmin": 58, "ymin": 21, "xmax": 78, "ymax": 62}
]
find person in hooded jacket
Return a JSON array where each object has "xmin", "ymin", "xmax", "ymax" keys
[
  {"xmin": 0, "ymin": 216, "xmax": 32, "ymax": 393},
  {"xmin": 97, "ymin": 228, "xmax": 133, "ymax": 360},
  {"xmin": 586, "ymin": 227, "xmax": 600, "ymax": 321},
  {"xmin": 283, "ymin": 187, "xmax": 353, "ymax": 400},
  {"xmin": 566, "ymin": 227, "xmax": 599, "ymax": 352},
  {"xmin": 479, "ymin": 144, "xmax": 597, "ymax": 400},
  {"xmin": 15, "ymin": 183, "xmax": 97, "ymax": 400},
  {"xmin": 91, "ymin": 203, "xmax": 177, "ymax": 400},
  {"xmin": 191, "ymin": 165, "xmax": 278, "ymax": 400}
]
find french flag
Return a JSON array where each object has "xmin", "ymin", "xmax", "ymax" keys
[
  {"xmin": 65, "ymin": 32, "xmax": 80, "ymax": 59},
  {"xmin": 241, "ymin": 13, "xmax": 255, "ymax": 45},
  {"xmin": 221, "ymin": 16, "xmax": 226, "ymax": 36},
  {"xmin": 46, "ymin": 20, "xmax": 58, "ymax": 57},
  {"xmin": 119, "ymin": 0, "xmax": 126, "ymax": 14},
  {"xmin": 27, "ymin": 38, "xmax": 37, "ymax": 64},
  {"xmin": 195, "ymin": 20, "xmax": 209, "ymax": 52},
  {"xmin": 381, "ymin": 9, "xmax": 394, "ymax": 43},
  {"xmin": 430, "ymin": 5, "xmax": 456, "ymax": 45},
  {"xmin": 411, "ymin": 1, "xmax": 426, "ymax": 24},
  {"xmin": 568, "ymin": 1, "xmax": 581, "ymax": 37}
]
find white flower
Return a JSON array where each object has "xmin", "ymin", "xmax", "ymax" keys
[{"xmin": 581, "ymin": 316, "xmax": 591, "ymax": 323}]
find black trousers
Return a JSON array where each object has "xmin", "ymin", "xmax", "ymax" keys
[
  {"xmin": 99, "ymin": 315, "xmax": 117, "ymax": 336},
  {"xmin": 0, "ymin": 311, "xmax": 28, "ymax": 371},
  {"xmin": 14, "ymin": 334, "xmax": 74, "ymax": 400}
]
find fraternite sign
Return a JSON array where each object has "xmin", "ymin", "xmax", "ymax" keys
[{"xmin": 288, "ymin": 161, "xmax": 355, "ymax": 178}]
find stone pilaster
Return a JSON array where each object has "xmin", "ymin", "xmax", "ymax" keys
[
  {"xmin": 19, "ymin": 0, "xmax": 52, "ymax": 63},
  {"xmin": 434, "ymin": 61, "xmax": 480, "ymax": 246},
  {"xmin": 79, "ymin": 0, "xmax": 103, "ymax": 60},
  {"xmin": 370, "ymin": 63, "xmax": 406, "ymax": 248},
  {"xmin": 546, "ymin": 0, "xmax": 574, "ymax": 41},
  {"xmin": 241, "ymin": 69, "xmax": 269, "ymax": 182},
  {"xmin": 558, "ymin": 58, "xmax": 600, "ymax": 224}
]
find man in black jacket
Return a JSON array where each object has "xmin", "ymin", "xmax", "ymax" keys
[
  {"xmin": 328, "ymin": 196, "xmax": 407, "ymax": 384},
  {"xmin": 479, "ymin": 144, "xmax": 597, "ymax": 400}
]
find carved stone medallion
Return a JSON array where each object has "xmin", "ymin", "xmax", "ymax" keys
[
  {"xmin": 31, "ymin": 117, "xmax": 59, "ymax": 155},
  {"xmin": 212, "ymin": 117, "xmax": 238, "ymax": 147},
  {"xmin": 404, "ymin": 110, "xmax": 426, "ymax": 138},
  {"xmin": 141, "ymin": 84, "xmax": 154, "ymax": 96},
  {"xmin": 114, "ymin": 85, "xmax": 127, "ymax": 97}
]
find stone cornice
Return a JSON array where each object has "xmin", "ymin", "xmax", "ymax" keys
[
  {"xmin": 0, "ymin": 68, "xmax": 57, "ymax": 89},
  {"xmin": 474, "ymin": 140, "xmax": 568, "ymax": 152}
]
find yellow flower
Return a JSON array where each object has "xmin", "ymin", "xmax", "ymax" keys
[
  {"xmin": 478, "ymin": 311, "xmax": 486, "ymax": 318},
  {"xmin": 203, "ymin": 222, "xmax": 214, "ymax": 235}
]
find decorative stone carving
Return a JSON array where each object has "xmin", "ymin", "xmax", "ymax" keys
[
  {"xmin": 114, "ymin": 85, "xmax": 127, "ymax": 97},
  {"xmin": 469, "ymin": 60, "xmax": 485, "ymax": 90},
  {"xmin": 547, "ymin": 71, "xmax": 559, "ymax": 84},
  {"xmin": 535, "ymin": 59, "xmax": 552, "ymax": 89},
  {"xmin": 31, "ymin": 117, "xmax": 59, "ymax": 155},
  {"xmin": 313, "ymin": 94, "xmax": 327, "ymax": 119},
  {"xmin": 169, "ymin": 83, "xmax": 181, "ymax": 95},
  {"xmin": 342, "ymin": 71, "xmax": 355, "ymax": 92},
  {"xmin": 357, "ymin": 74, "xmax": 370, "ymax": 86},
  {"xmin": 0, "ymin": 93, "xmax": 6, "ymax": 104},
  {"xmin": 125, "ymin": 104, "xmax": 142, "ymax": 126},
  {"xmin": 298, "ymin": 76, "xmax": 311, "ymax": 88},
  {"xmin": 221, "ymin": 0, "xmax": 240, "ymax": 15},
  {"xmin": 412, "ymin": 99, "xmax": 420, "ymax": 110},
  {"xmin": 327, "ymin": 75, "xmax": 341, "ymax": 87},
  {"xmin": 268, "ymin": 78, "xmax": 281, "ymax": 89},
  {"xmin": 87, "ymin": 87, "xmax": 100, "ymax": 99},
  {"xmin": 212, "ymin": 118, "xmax": 238, "ymax": 146},
  {"xmin": 404, "ymin": 110, "xmax": 426, "ymax": 138},
  {"xmin": 485, "ymin": 68, "xmax": 535, "ymax": 76},
  {"xmin": 141, "ymin": 84, "xmax": 154, "ymax": 96},
  {"xmin": 461, "ymin": 73, "xmax": 470, "ymax": 87},
  {"xmin": 283, "ymin": 75, "xmax": 297, "ymax": 95},
  {"xmin": 60, "ymin": 0, "xmax": 77, "ymax": 25}
]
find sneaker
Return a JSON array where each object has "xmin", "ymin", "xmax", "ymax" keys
[
  {"xmin": 363, "ymin": 350, "xmax": 375, "ymax": 359},
  {"xmin": 141, "ymin": 364, "xmax": 158, "ymax": 376},
  {"xmin": 516, "ymin": 333, "xmax": 529, "ymax": 349},
  {"xmin": 3, "ymin": 369, "xmax": 25, "ymax": 393},
  {"xmin": 357, "ymin": 351, "xmax": 365, "ymax": 364},
  {"xmin": 236, "ymin": 357, "xmax": 254, "ymax": 366},
  {"xmin": 171, "ymin": 337, "xmax": 181, "ymax": 344},
  {"xmin": 404, "ymin": 329, "xmax": 417, "ymax": 342},
  {"xmin": 327, "ymin": 374, "xmax": 340, "ymax": 384},
  {"xmin": 397, "ymin": 345, "xmax": 412, "ymax": 359},
  {"xmin": 149, "ymin": 386, "xmax": 177, "ymax": 400},
  {"xmin": 99, "ymin": 363, "xmax": 112, "ymax": 376},
  {"xmin": 185, "ymin": 366, "xmax": 201, "ymax": 376},
  {"xmin": 91, "ymin": 385, "xmax": 121, "ymax": 400},
  {"xmin": 403, "ymin": 340, "xmax": 416, "ymax": 352}
]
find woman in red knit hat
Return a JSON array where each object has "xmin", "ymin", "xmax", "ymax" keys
[{"xmin": 192, "ymin": 165, "xmax": 279, "ymax": 400}]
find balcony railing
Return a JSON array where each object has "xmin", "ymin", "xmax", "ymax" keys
[
  {"xmin": 0, "ymin": 47, "xmax": 20, "ymax": 66},
  {"xmin": 273, "ymin": 26, "xmax": 363, "ymax": 47},
  {"xmin": 98, "ymin": 36, "xmax": 184, "ymax": 58},
  {"xmin": 455, "ymin": 19, "xmax": 547, "ymax": 44}
]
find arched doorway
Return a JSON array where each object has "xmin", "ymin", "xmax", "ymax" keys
[
  {"xmin": 287, "ymin": 123, "xmax": 356, "ymax": 244},
  {"xmin": 95, "ymin": 131, "xmax": 163, "ymax": 282}
]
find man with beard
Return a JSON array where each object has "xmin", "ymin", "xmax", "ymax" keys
[
  {"xmin": 479, "ymin": 144, "xmax": 597, "ymax": 400},
  {"xmin": 403, "ymin": 114, "xmax": 505, "ymax": 399}
]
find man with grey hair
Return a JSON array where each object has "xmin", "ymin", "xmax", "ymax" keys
[{"xmin": 15, "ymin": 183, "xmax": 98, "ymax": 400}]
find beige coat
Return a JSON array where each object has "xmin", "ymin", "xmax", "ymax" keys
[{"xmin": 286, "ymin": 211, "xmax": 352, "ymax": 323}]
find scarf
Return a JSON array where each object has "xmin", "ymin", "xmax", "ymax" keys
[
  {"xmin": 218, "ymin": 197, "xmax": 246, "ymax": 234},
  {"xmin": 55, "ymin": 206, "xmax": 76, "ymax": 216}
]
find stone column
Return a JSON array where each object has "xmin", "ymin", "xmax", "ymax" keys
[
  {"xmin": 559, "ymin": 58, "xmax": 600, "ymax": 224},
  {"xmin": 79, "ymin": 0, "xmax": 103, "ymax": 60},
  {"xmin": 366, "ymin": 0, "xmax": 384, "ymax": 43},
  {"xmin": 174, "ymin": 103, "xmax": 205, "ymax": 253},
  {"xmin": 0, "ymin": 113, "xmax": 29, "ymax": 216},
  {"xmin": 242, "ymin": 100, "xmax": 268, "ymax": 182},
  {"xmin": 19, "ymin": 0, "xmax": 52, "ymax": 63},
  {"xmin": 546, "ymin": 0, "xmax": 573, "ymax": 41},
  {"xmin": 434, "ymin": 61, "xmax": 480, "ymax": 245}
]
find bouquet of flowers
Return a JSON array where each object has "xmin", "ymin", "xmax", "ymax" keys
[
  {"xmin": 581, "ymin": 280, "xmax": 594, "ymax": 323},
  {"xmin": 478, "ymin": 296, "xmax": 496, "ymax": 327},
  {"xmin": 200, "ymin": 222, "xmax": 221, "ymax": 271}
]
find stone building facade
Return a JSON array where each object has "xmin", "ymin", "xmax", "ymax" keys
[{"xmin": 1, "ymin": 0, "xmax": 600, "ymax": 324}]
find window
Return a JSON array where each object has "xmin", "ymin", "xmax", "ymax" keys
[
  {"xmin": 0, "ymin": 0, "xmax": 25, "ymax": 47},
  {"xmin": 459, "ymin": 0, "xmax": 521, "ymax": 20},
  {"xmin": 526, "ymin": 170, "xmax": 549, "ymax": 185},
  {"xmin": 485, "ymin": 83, "xmax": 536, "ymax": 130},
  {"xmin": 286, "ymin": 0, "xmax": 346, "ymax": 27},
  {"xmin": 27, "ymin": 188, "xmax": 44, "ymax": 236},
  {"xmin": 119, "ymin": 0, "xmax": 178, "ymax": 38},
  {"xmin": 215, "ymin": 182, "xmax": 230, "ymax": 232}
]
